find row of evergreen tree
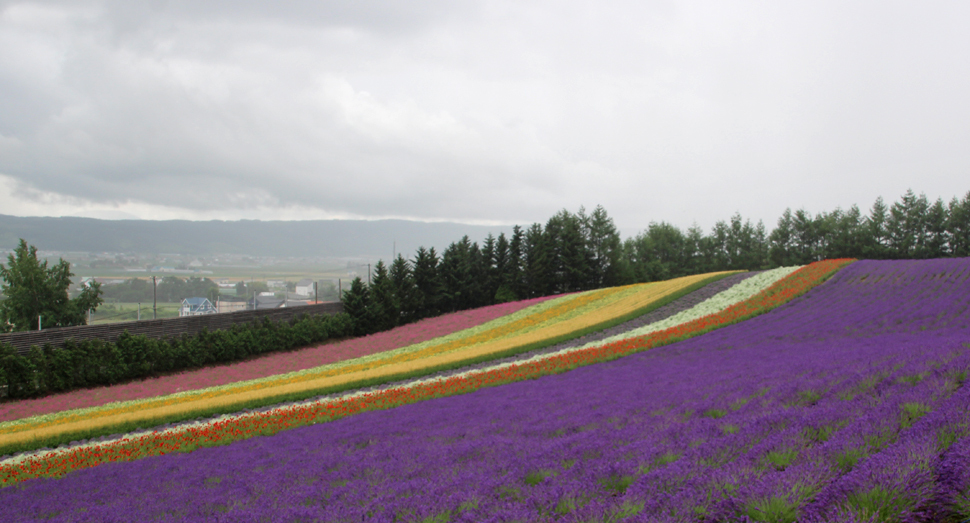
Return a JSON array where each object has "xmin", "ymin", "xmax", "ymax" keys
[{"xmin": 342, "ymin": 190, "xmax": 970, "ymax": 335}]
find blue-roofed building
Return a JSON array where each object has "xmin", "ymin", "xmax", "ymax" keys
[{"xmin": 179, "ymin": 297, "xmax": 217, "ymax": 317}]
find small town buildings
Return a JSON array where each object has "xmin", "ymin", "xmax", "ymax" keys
[
  {"xmin": 179, "ymin": 297, "xmax": 217, "ymax": 317},
  {"xmin": 295, "ymin": 279, "xmax": 315, "ymax": 296},
  {"xmin": 216, "ymin": 299, "xmax": 248, "ymax": 314},
  {"xmin": 247, "ymin": 295, "xmax": 283, "ymax": 310}
]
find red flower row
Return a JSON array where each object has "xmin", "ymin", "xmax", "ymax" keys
[{"xmin": 0, "ymin": 259, "xmax": 853, "ymax": 485}]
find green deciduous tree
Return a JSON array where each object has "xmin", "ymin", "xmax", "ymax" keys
[{"xmin": 0, "ymin": 239, "xmax": 103, "ymax": 332}]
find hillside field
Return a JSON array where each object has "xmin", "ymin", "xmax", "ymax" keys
[{"xmin": 0, "ymin": 258, "xmax": 968, "ymax": 522}]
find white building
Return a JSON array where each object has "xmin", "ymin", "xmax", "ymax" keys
[{"xmin": 295, "ymin": 279, "xmax": 315, "ymax": 297}]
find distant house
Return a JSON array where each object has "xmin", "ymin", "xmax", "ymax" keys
[
  {"xmin": 285, "ymin": 292, "xmax": 311, "ymax": 306},
  {"xmin": 180, "ymin": 297, "xmax": 217, "ymax": 317},
  {"xmin": 248, "ymin": 295, "xmax": 285, "ymax": 310},
  {"xmin": 216, "ymin": 298, "xmax": 248, "ymax": 314},
  {"xmin": 295, "ymin": 279, "xmax": 314, "ymax": 297}
]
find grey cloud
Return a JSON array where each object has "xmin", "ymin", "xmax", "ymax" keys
[{"xmin": 1, "ymin": 0, "xmax": 970, "ymax": 234}]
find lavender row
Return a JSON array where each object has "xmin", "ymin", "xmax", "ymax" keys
[
  {"xmin": 318, "ymin": 270, "xmax": 760, "ymax": 399},
  {"xmin": 0, "ymin": 271, "xmax": 757, "ymax": 462},
  {"xmin": 3, "ymin": 259, "xmax": 970, "ymax": 522}
]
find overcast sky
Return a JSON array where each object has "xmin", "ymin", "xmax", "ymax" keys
[{"xmin": 1, "ymin": 0, "xmax": 968, "ymax": 236}]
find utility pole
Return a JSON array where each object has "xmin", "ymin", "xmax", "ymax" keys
[
  {"xmin": 368, "ymin": 263, "xmax": 371, "ymax": 285},
  {"xmin": 338, "ymin": 278, "xmax": 341, "ymax": 299},
  {"xmin": 314, "ymin": 281, "xmax": 318, "ymax": 304},
  {"xmin": 152, "ymin": 275, "xmax": 157, "ymax": 320},
  {"xmin": 38, "ymin": 315, "xmax": 41, "ymax": 331},
  {"xmin": 138, "ymin": 303, "xmax": 141, "ymax": 321}
]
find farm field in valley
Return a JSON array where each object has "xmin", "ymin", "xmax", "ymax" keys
[
  {"xmin": 0, "ymin": 258, "xmax": 968, "ymax": 522},
  {"xmin": 88, "ymin": 302, "xmax": 182, "ymax": 323}
]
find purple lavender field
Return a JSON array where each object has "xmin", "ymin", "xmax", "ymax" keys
[{"xmin": 3, "ymin": 259, "xmax": 970, "ymax": 522}]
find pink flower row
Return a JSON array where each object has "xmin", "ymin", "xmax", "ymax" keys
[{"xmin": 0, "ymin": 296, "xmax": 555, "ymax": 423}]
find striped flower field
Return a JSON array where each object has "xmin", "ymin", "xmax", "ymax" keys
[
  {"xmin": 6, "ymin": 258, "xmax": 968, "ymax": 522},
  {"xmin": 0, "ymin": 262, "xmax": 847, "ymax": 484},
  {"xmin": 19, "ymin": 258, "xmax": 965, "ymax": 522},
  {"xmin": 0, "ymin": 295, "xmax": 561, "ymax": 424},
  {"xmin": 0, "ymin": 270, "xmax": 737, "ymax": 455}
]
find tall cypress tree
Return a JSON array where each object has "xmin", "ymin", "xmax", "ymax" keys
[
  {"xmin": 369, "ymin": 260, "xmax": 397, "ymax": 332},
  {"xmin": 506, "ymin": 225, "xmax": 525, "ymax": 300},
  {"xmin": 340, "ymin": 277, "xmax": 373, "ymax": 336},
  {"xmin": 390, "ymin": 254, "xmax": 418, "ymax": 325},
  {"xmin": 864, "ymin": 196, "xmax": 890, "ymax": 259},
  {"xmin": 887, "ymin": 190, "xmax": 929, "ymax": 258},
  {"xmin": 769, "ymin": 209, "xmax": 796, "ymax": 267},
  {"xmin": 545, "ymin": 209, "xmax": 589, "ymax": 293},
  {"xmin": 924, "ymin": 198, "xmax": 949, "ymax": 258},
  {"xmin": 824, "ymin": 206, "xmax": 865, "ymax": 259},
  {"xmin": 585, "ymin": 205, "xmax": 626, "ymax": 287},
  {"xmin": 480, "ymin": 234, "xmax": 500, "ymax": 306},
  {"xmin": 412, "ymin": 246, "xmax": 441, "ymax": 319},
  {"xmin": 948, "ymin": 192, "xmax": 970, "ymax": 257},
  {"xmin": 492, "ymin": 232, "xmax": 516, "ymax": 302},
  {"xmin": 523, "ymin": 223, "xmax": 551, "ymax": 297},
  {"xmin": 438, "ymin": 240, "xmax": 466, "ymax": 312}
]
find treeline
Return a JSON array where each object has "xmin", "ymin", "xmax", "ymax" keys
[
  {"xmin": 342, "ymin": 206, "xmax": 624, "ymax": 335},
  {"xmin": 100, "ymin": 276, "xmax": 219, "ymax": 303},
  {"xmin": 628, "ymin": 189, "xmax": 970, "ymax": 281},
  {"xmin": 342, "ymin": 190, "xmax": 970, "ymax": 335}
]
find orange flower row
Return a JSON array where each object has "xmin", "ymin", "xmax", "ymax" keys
[{"xmin": 0, "ymin": 260, "xmax": 852, "ymax": 485}]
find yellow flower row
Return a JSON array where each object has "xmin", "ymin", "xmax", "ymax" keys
[
  {"xmin": 0, "ymin": 286, "xmax": 626, "ymax": 437},
  {"xmin": 0, "ymin": 273, "xmax": 720, "ymax": 448}
]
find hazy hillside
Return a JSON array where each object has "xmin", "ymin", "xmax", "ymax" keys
[{"xmin": 0, "ymin": 215, "xmax": 512, "ymax": 258}]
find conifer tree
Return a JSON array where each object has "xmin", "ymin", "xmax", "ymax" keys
[
  {"xmin": 390, "ymin": 254, "xmax": 418, "ymax": 324},
  {"xmin": 412, "ymin": 247, "xmax": 441, "ymax": 319},
  {"xmin": 340, "ymin": 276, "xmax": 373, "ymax": 336},
  {"xmin": 368, "ymin": 260, "xmax": 397, "ymax": 331},
  {"xmin": 506, "ymin": 225, "xmax": 525, "ymax": 300},
  {"xmin": 948, "ymin": 192, "xmax": 970, "ymax": 257},
  {"xmin": 864, "ymin": 196, "xmax": 890, "ymax": 259},
  {"xmin": 523, "ymin": 223, "xmax": 551, "ymax": 297}
]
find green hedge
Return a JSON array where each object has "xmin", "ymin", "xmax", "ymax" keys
[{"xmin": 0, "ymin": 312, "xmax": 355, "ymax": 399}]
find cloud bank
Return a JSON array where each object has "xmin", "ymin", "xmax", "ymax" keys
[{"xmin": 1, "ymin": 0, "xmax": 969, "ymax": 234}]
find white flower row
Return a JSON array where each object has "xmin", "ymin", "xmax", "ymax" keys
[
  {"xmin": 0, "ymin": 291, "xmax": 581, "ymax": 433},
  {"xmin": 0, "ymin": 268, "xmax": 799, "ymax": 467},
  {"xmin": 475, "ymin": 266, "xmax": 801, "ymax": 369}
]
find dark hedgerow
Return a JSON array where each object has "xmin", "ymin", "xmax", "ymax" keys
[{"xmin": 0, "ymin": 312, "xmax": 354, "ymax": 399}]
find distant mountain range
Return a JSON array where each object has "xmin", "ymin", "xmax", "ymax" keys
[{"xmin": 0, "ymin": 215, "xmax": 513, "ymax": 258}]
